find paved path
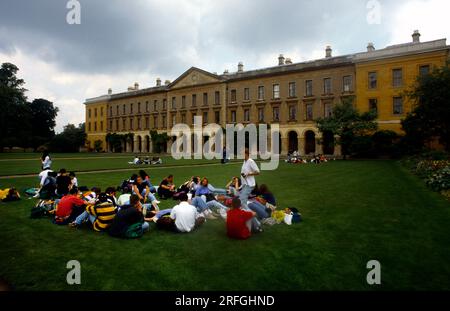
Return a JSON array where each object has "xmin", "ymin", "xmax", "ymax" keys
[{"xmin": 0, "ymin": 162, "xmax": 241, "ymax": 180}]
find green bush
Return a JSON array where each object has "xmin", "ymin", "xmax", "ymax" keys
[{"xmin": 426, "ymin": 166, "xmax": 450, "ymax": 192}]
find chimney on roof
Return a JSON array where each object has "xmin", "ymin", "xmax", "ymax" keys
[
  {"xmin": 165, "ymin": 80, "xmax": 171, "ymax": 86},
  {"xmin": 108, "ymin": 88, "xmax": 112, "ymax": 95},
  {"xmin": 156, "ymin": 78, "xmax": 161, "ymax": 86},
  {"xmin": 238, "ymin": 62, "xmax": 244, "ymax": 73},
  {"xmin": 223, "ymin": 69, "xmax": 229, "ymax": 75},
  {"xmin": 412, "ymin": 30, "xmax": 421, "ymax": 43},
  {"xmin": 134, "ymin": 82, "xmax": 139, "ymax": 90},
  {"xmin": 285, "ymin": 58, "xmax": 293, "ymax": 65},
  {"xmin": 367, "ymin": 42, "xmax": 375, "ymax": 52},
  {"xmin": 325, "ymin": 46, "xmax": 332, "ymax": 58},
  {"xmin": 278, "ymin": 54, "xmax": 285, "ymax": 65}
]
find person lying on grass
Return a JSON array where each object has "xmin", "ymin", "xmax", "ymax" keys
[
  {"xmin": 132, "ymin": 176, "xmax": 160, "ymax": 210},
  {"xmin": 108, "ymin": 194, "xmax": 150, "ymax": 238},
  {"xmin": 226, "ymin": 197, "xmax": 258, "ymax": 240},
  {"xmin": 170, "ymin": 192, "xmax": 205, "ymax": 233},
  {"xmin": 53, "ymin": 187, "xmax": 86, "ymax": 225},
  {"xmin": 69, "ymin": 193, "xmax": 116, "ymax": 232}
]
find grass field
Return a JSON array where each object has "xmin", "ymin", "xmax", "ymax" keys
[
  {"xmin": 0, "ymin": 153, "xmax": 235, "ymax": 176},
  {"xmin": 0, "ymin": 155, "xmax": 450, "ymax": 291}
]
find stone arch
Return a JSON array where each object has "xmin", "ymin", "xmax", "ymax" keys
[
  {"xmin": 288, "ymin": 131, "xmax": 299, "ymax": 153},
  {"xmin": 322, "ymin": 131, "xmax": 335, "ymax": 155},
  {"xmin": 304, "ymin": 130, "xmax": 316, "ymax": 155}
]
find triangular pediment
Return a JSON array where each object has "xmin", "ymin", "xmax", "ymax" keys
[{"xmin": 169, "ymin": 67, "xmax": 222, "ymax": 89}]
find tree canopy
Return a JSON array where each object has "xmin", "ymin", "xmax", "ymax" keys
[
  {"xmin": 402, "ymin": 64, "xmax": 450, "ymax": 152},
  {"xmin": 316, "ymin": 97, "xmax": 378, "ymax": 158}
]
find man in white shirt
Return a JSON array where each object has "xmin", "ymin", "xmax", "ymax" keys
[
  {"xmin": 170, "ymin": 193, "xmax": 201, "ymax": 233},
  {"xmin": 39, "ymin": 169, "xmax": 53, "ymax": 187},
  {"xmin": 240, "ymin": 148, "xmax": 260, "ymax": 205}
]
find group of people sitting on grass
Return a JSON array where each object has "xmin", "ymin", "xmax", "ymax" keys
[
  {"xmin": 34, "ymin": 168, "xmax": 79, "ymax": 199},
  {"xmin": 32, "ymin": 149, "xmax": 288, "ymax": 240},
  {"xmin": 129, "ymin": 156, "xmax": 162, "ymax": 165},
  {"xmin": 286, "ymin": 151, "xmax": 330, "ymax": 164}
]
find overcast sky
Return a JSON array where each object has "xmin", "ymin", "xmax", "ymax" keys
[{"xmin": 1, "ymin": 0, "xmax": 449, "ymax": 132}]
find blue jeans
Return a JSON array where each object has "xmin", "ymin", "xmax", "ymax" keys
[
  {"xmin": 75, "ymin": 210, "xmax": 96, "ymax": 226},
  {"xmin": 208, "ymin": 184, "xmax": 228, "ymax": 195},
  {"xmin": 142, "ymin": 222, "xmax": 150, "ymax": 232},
  {"xmin": 191, "ymin": 197, "xmax": 228, "ymax": 213},
  {"xmin": 140, "ymin": 189, "xmax": 158, "ymax": 203},
  {"xmin": 248, "ymin": 201, "xmax": 269, "ymax": 219},
  {"xmin": 239, "ymin": 185, "xmax": 254, "ymax": 209}
]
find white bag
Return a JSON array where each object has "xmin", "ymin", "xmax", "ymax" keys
[{"xmin": 284, "ymin": 213, "xmax": 293, "ymax": 225}]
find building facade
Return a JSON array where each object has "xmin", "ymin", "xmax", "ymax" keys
[{"xmin": 84, "ymin": 31, "xmax": 449, "ymax": 155}]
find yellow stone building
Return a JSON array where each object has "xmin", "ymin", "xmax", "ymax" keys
[
  {"xmin": 355, "ymin": 31, "xmax": 450, "ymax": 133},
  {"xmin": 84, "ymin": 31, "xmax": 449, "ymax": 155},
  {"xmin": 84, "ymin": 97, "xmax": 108, "ymax": 151}
]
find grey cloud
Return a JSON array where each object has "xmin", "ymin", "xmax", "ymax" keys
[{"xmin": 0, "ymin": 0, "xmax": 416, "ymax": 78}]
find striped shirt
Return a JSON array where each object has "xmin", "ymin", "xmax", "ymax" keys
[{"xmin": 86, "ymin": 202, "xmax": 116, "ymax": 232}]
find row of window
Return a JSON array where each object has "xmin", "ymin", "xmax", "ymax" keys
[
  {"xmin": 230, "ymin": 76, "xmax": 353, "ymax": 102},
  {"xmin": 99, "ymin": 76, "xmax": 354, "ymax": 119},
  {"xmin": 369, "ymin": 96, "xmax": 404, "ymax": 115},
  {"xmin": 87, "ymin": 107, "xmax": 104, "ymax": 119},
  {"xmin": 88, "ymin": 95, "xmax": 405, "ymax": 133},
  {"xmin": 368, "ymin": 65, "xmax": 430, "ymax": 89},
  {"xmin": 106, "ymin": 92, "xmax": 222, "ymax": 118}
]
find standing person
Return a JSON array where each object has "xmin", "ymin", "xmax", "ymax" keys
[
  {"xmin": 239, "ymin": 148, "xmax": 260, "ymax": 208},
  {"xmin": 226, "ymin": 197, "xmax": 257, "ymax": 240},
  {"xmin": 56, "ymin": 169, "xmax": 72, "ymax": 198},
  {"xmin": 41, "ymin": 151, "xmax": 52, "ymax": 170}
]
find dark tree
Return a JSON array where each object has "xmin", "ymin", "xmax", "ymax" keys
[
  {"xmin": 402, "ymin": 64, "xmax": 450, "ymax": 151},
  {"xmin": 0, "ymin": 63, "xmax": 29, "ymax": 151},
  {"xmin": 316, "ymin": 97, "xmax": 378, "ymax": 159},
  {"xmin": 49, "ymin": 123, "xmax": 86, "ymax": 153},
  {"xmin": 28, "ymin": 98, "xmax": 59, "ymax": 150}
]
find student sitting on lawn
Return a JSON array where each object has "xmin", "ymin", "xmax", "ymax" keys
[
  {"xmin": 226, "ymin": 197, "xmax": 257, "ymax": 240},
  {"xmin": 117, "ymin": 187, "xmax": 131, "ymax": 208},
  {"xmin": 108, "ymin": 194, "xmax": 150, "ymax": 238},
  {"xmin": 105, "ymin": 187, "xmax": 118, "ymax": 207},
  {"xmin": 170, "ymin": 192, "xmax": 204, "ymax": 233},
  {"xmin": 83, "ymin": 187, "xmax": 101, "ymax": 204},
  {"xmin": 69, "ymin": 193, "xmax": 116, "ymax": 232},
  {"xmin": 158, "ymin": 175, "xmax": 176, "ymax": 199},
  {"xmin": 56, "ymin": 169, "xmax": 72, "ymax": 198},
  {"xmin": 133, "ymin": 176, "xmax": 160, "ymax": 210},
  {"xmin": 256, "ymin": 184, "xmax": 277, "ymax": 209},
  {"xmin": 54, "ymin": 188, "xmax": 86, "ymax": 225},
  {"xmin": 225, "ymin": 176, "xmax": 242, "ymax": 196},
  {"xmin": 69, "ymin": 172, "xmax": 78, "ymax": 188},
  {"xmin": 139, "ymin": 170, "xmax": 156, "ymax": 193},
  {"xmin": 35, "ymin": 171, "xmax": 57, "ymax": 199}
]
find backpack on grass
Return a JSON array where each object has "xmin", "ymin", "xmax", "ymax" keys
[
  {"xmin": 30, "ymin": 200, "xmax": 55, "ymax": 219},
  {"xmin": 124, "ymin": 223, "xmax": 144, "ymax": 239}
]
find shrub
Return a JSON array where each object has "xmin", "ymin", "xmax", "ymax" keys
[{"xmin": 426, "ymin": 166, "xmax": 450, "ymax": 193}]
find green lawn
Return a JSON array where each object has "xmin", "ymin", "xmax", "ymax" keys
[
  {"xmin": 0, "ymin": 159, "xmax": 450, "ymax": 290},
  {"xmin": 0, "ymin": 153, "xmax": 235, "ymax": 176}
]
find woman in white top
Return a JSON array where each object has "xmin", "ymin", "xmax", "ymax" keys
[{"xmin": 41, "ymin": 151, "xmax": 52, "ymax": 170}]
